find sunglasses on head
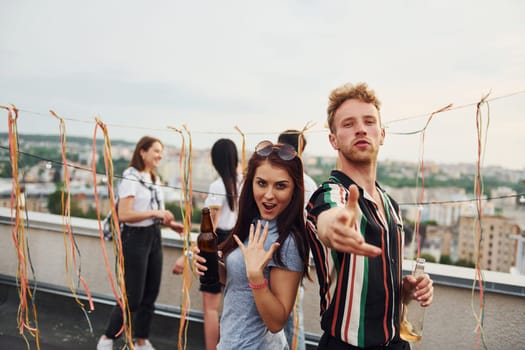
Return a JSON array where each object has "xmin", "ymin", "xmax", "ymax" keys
[{"xmin": 255, "ymin": 140, "xmax": 297, "ymax": 161}]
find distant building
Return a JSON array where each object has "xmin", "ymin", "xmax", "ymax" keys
[
  {"xmin": 458, "ymin": 215, "xmax": 520, "ymax": 273},
  {"xmin": 418, "ymin": 225, "xmax": 455, "ymax": 262},
  {"xmin": 385, "ymin": 186, "xmax": 471, "ymax": 226}
]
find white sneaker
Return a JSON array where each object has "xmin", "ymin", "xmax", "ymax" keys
[
  {"xmin": 134, "ymin": 339, "xmax": 156, "ymax": 350},
  {"xmin": 96, "ymin": 336, "xmax": 113, "ymax": 350}
]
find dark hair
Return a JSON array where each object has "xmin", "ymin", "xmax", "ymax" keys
[
  {"xmin": 129, "ymin": 136, "xmax": 163, "ymax": 183},
  {"xmin": 277, "ymin": 129, "xmax": 306, "ymax": 153},
  {"xmin": 211, "ymin": 138, "xmax": 239, "ymax": 211},
  {"xmin": 220, "ymin": 145, "xmax": 309, "ymax": 277}
]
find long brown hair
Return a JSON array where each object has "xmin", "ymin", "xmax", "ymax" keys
[
  {"xmin": 220, "ymin": 145, "xmax": 309, "ymax": 277},
  {"xmin": 129, "ymin": 136, "xmax": 163, "ymax": 183}
]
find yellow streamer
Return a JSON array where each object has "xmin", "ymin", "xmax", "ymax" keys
[
  {"xmin": 169, "ymin": 125, "xmax": 194, "ymax": 350},
  {"xmin": 50, "ymin": 110, "xmax": 95, "ymax": 321},
  {"xmin": 234, "ymin": 125, "xmax": 246, "ymax": 172},
  {"xmin": 470, "ymin": 93, "xmax": 491, "ymax": 350},
  {"xmin": 3, "ymin": 104, "xmax": 41, "ymax": 349},
  {"xmin": 411, "ymin": 103, "xmax": 453, "ymax": 260},
  {"xmin": 298, "ymin": 120, "xmax": 316, "ymax": 158},
  {"xmin": 92, "ymin": 117, "xmax": 135, "ymax": 349}
]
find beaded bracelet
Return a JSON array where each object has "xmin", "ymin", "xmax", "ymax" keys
[{"xmin": 248, "ymin": 278, "xmax": 268, "ymax": 290}]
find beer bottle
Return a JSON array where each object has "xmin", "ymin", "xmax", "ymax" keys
[
  {"xmin": 197, "ymin": 207, "xmax": 220, "ymax": 287},
  {"xmin": 400, "ymin": 258, "xmax": 426, "ymax": 343}
]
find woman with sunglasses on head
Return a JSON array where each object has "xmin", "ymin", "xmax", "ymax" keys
[{"xmin": 194, "ymin": 140, "xmax": 310, "ymax": 350}]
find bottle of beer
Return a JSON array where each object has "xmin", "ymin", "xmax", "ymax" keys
[
  {"xmin": 197, "ymin": 207, "xmax": 220, "ymax": 287},
  {"xmin": 400, "ymin": 258, "xmax": 426, "ymax": 343}
]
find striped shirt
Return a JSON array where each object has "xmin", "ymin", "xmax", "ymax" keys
[{"xmin": 306, "ymin": 170, "xmax": 405, "ymax": 348}]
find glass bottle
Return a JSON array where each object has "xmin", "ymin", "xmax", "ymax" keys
[
  {"xmin": 400, "ymin": 258, "xmax": 426, "ymax": 343},
  {"xmin": 197, "ymin": 207, "xmax": 220, "ymax": 287}
]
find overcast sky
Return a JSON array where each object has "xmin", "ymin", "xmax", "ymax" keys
[{"xmin": 1, "ymin": 0, "xmax": 524, "ymax": 169}]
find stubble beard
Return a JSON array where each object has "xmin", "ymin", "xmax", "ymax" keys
[{"xmin": 341, "ymin": 146, "xmax": 378, "ymax": 166}]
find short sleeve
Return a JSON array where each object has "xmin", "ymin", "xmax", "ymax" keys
[
  {"xmin": 307, "ymin": 182, "xmax": 346, "ymax": 227},
  {"xmin": 118, "ymin": 174, "xmax": 140, "ymax": 199},
  {"xmin": 268, "ymin": 235, "xmax": 303, "ymax": 272},
  {"xmin": 204, "ymin": 179, "xmax": 225, "ymax": 208}
]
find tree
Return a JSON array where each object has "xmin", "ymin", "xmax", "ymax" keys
[
  {"xmin": 47, "ymin": 190, "xmax": 63, "ymax": 215},
  {"xmin": 455, "ymin": 258, "xmax": 475, "ymax": 268},
  {"xmin": 165, "ymin": 201, "xmax": 200, "ymax": 224},
  {"xmin": 420, "ymin": 253, "xmax": 436, "ymax": 263},
  {"xmin": 439, "ymin": 255, "xmax": 453, "ymax": 265},
  {"xmin": 84, "ymin": 206, "xmax": 100, "ymax": 220},
  {"xmin": 47, "ymin": 190, "xmax": 84, "ymax": 217}
]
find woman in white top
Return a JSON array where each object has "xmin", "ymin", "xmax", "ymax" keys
[
  {"xmin": 200, "ymin": 139, "xmax": 242, "ymax": 350},
  {"xmin": 205, "ymin": 138, "xmax": 243, "ymax": 242},
  {"xmin": 97, "ymin": 136, "xmax": 183, "ymax": 350}
]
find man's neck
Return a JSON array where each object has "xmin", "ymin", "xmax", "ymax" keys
[{"xmin": 340, "ymin": 160, "xmax": 377, "ymax": 196}]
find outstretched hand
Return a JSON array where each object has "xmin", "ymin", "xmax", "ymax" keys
[
  {"xmin": 323, "ymin": 185, "xmax": 381, "ymax": 257},
  {"xmin": 233, "ymin": 220, "xmax": 279, "ymax": 282}
]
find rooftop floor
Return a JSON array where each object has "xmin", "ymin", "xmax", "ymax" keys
[
  {"xmin": 0, "ymin": 282, "xmax": 206, "ymax": 350},
  {"xmin": 0, "ymin": 280, "xmax": 319, "ymax": 350}
]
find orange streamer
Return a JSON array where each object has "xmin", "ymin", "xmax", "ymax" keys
[
  {"xmin": 234, "ymin": 126, "xmax": 246, "ymax": 171},
  {"xmin": 298, "ymin": 120, "xmax": 315, "ymax": 158},
  {"xmin": 169, "ymin": 125, "xmax": 194, "ymax": 350},
  {"xmin": 3, "ymin": 104, "xmax": 41, "ymax": 349},
  {"xmin": 472, "ymin": 93, "xmax": 490, "ymax": 350},
  {"xmin": 50, "ymin": 110, "xmax": 95, "ymax": 316},
  {"xmin": 412, "ymin": 104, "xmax": 452, "ymax": 259},
  {"xmin": 91, "ymin": 117, "xmax": 134, "ymax": 348}
]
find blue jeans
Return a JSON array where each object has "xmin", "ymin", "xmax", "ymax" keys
[
  {"xmin": 284, "ymin": 285, "xmax": 305, "ymax": 350},
  {"xmin": 104, "ymin": 224, "xmax": 163, "ymax": 339}
]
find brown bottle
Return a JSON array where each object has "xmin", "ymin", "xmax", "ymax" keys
[{"xmin": 197, "ymin": 207, "xmax": 220, "ymax": 286}]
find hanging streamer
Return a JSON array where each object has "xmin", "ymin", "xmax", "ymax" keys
[
  {"xmin": 411, "ymin": 104, "xmax": 453, "ymax": 259},
  {"xmin": 50, "ymin": 110, "xmax": 95, "ymax": 327},
  {"xmin": 169, "ymin": 125, "xmax": 194, "ymax": 350},
  {"xmin": 3, "ymin": 104, "xmax": 41, "ymax": 349},
  {"xmin": 91, "ymin": 117, "xmax": 134, "ymax": 348},
  {"xmin": 234, "ymin": 125, "xmax": 246, "ymax": 171},
  {"xmin": 298, "ymin": 120, "xmax": 316, "ymax": 159},
  {"xmin": 471, "ymin": 93, "xmax": 491, "ymax": 350}
]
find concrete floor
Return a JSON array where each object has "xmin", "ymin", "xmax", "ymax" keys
[{"xmin": 0, "ymin": 283, "xmax": 205, "ymax": 350}]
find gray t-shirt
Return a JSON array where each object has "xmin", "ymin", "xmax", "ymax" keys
[{"xmin": 217, "ymin": 219, "xmax": 303, "ymax": 350}]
